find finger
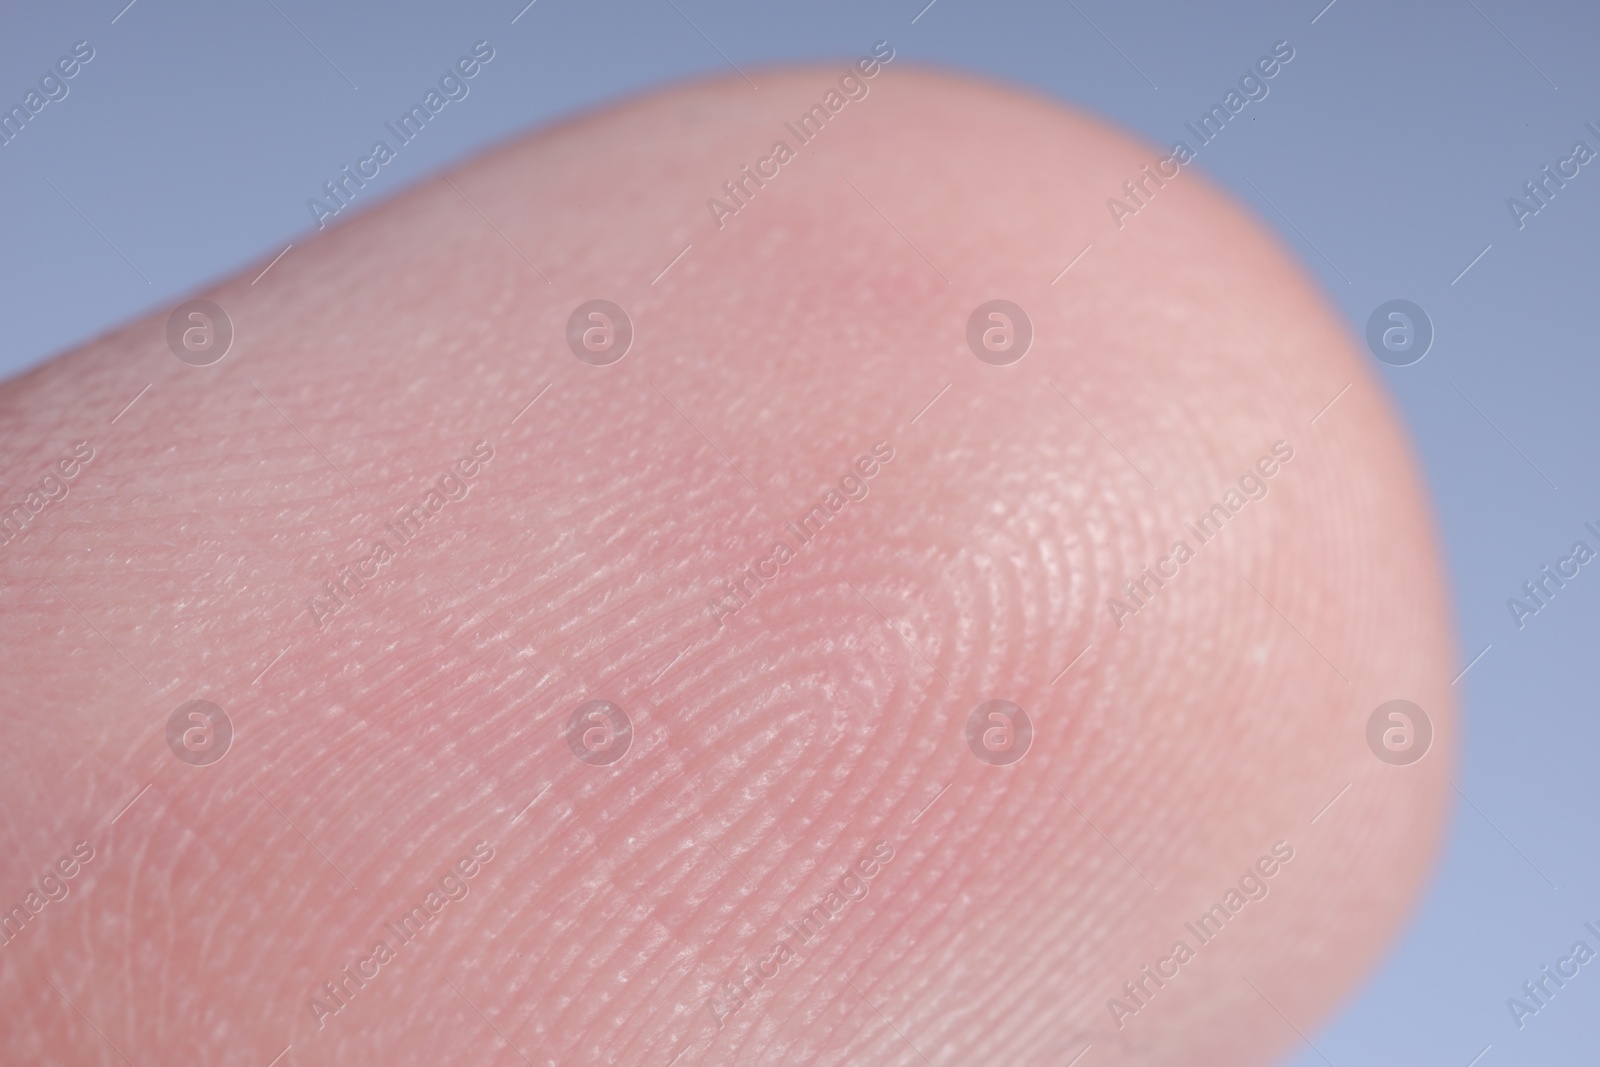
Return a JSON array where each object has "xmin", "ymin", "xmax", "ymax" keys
[{"xmin": 0, "ymin": 65, "xmax": 1452, "ymax": 1067}]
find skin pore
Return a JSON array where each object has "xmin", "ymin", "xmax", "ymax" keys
[{"xmin": 0, "ymin": 68, "xmax": 1452, "ymax": 1066}]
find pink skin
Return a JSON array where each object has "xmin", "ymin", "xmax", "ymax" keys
[{"xmin": 0, "ymin": 67, "xmax": 1451, "ymax": 1066}]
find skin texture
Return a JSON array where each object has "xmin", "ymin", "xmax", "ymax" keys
[{"xmin": 0, "ymin": 66, "xmax": 1453, "ymax": 1067}]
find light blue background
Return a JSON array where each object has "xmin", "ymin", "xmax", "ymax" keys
[{"xmin": 3, "ymin": 1, "xmax": 1597, "ymax": 1063}]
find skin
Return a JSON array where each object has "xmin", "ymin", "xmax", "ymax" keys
[{"xmin": 0, "ymin": 66, "xmax": 1452, "ymax": 1066}]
